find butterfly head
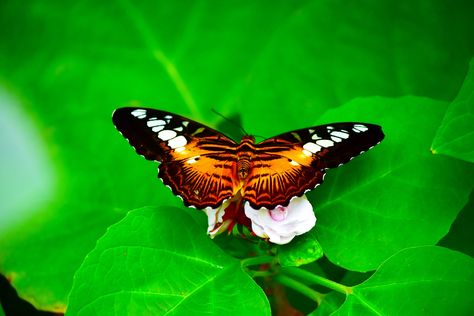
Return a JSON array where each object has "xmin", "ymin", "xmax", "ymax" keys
[{"xmin": 240, "ymin": 135, "xmax": 255, "ymax": 143}]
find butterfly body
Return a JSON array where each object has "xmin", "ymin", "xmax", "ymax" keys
[
  {"xmin": 113, "ymin": 107, "xmax": 384, "ymax": 210},
  {"xmin": 236, "ymin": 135, "xmax": 256, "ymax": 180}
]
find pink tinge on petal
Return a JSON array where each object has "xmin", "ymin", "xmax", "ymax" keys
[{"xmin": 269, "ymin": 206, "xmax": 288, "ymax": 222}]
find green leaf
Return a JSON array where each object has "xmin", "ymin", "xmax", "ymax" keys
[
  {"xmin": 438, "ymin": 190, "xmax": 474, "ymax": 257},
  {"xmin": 431, "ymin": 58, "xmax": 474, "ymax": 163},
  {"xmin": 278, "ymin": 231, "xmax": 323, "ymax": 267},
  {"xmin": 334, "ymin": 246, "xmax": 474, "ymax": 315},
  {"xmin": 311, "ymin": 96, "xmax": 474, "ymax": 271},
  {"xmin": 308, "ymin": 292, "xmax": 344, "ymax": 316},
  {"xmin": 66, "ymin": 206, "xmax": 270, "ymax": 315}
]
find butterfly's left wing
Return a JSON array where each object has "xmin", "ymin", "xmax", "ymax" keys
[
  {"xmin": 113, "ymin": 107, "xmax": 240, "ymax": 209},
  {"xmin": 243, "ymin": 122, "xmax": 384, "ymax": 209}
]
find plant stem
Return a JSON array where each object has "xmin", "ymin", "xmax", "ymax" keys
[
  {"xmin": 241, "ymin": 255, "xmax": 275, "ymax": 268},
  {"xmin": 282, "ymin": 267, "xmax": 352, "ymax": 295},
  {"xmin": 249, "ymin": 270, "xmax": 273, "ymax": 278},
  {"xmin": 274, "ymin": 275, "xmax": 324, "ymax": 304}
]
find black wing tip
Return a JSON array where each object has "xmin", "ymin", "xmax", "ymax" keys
[
  {"xmin": 351, "ymin": 122, "xmax": 385, "ymax": 141},
  {"xmin": 112, "ymin": 107, "xmax": 147, "ymax": 125},
  {"xmin": 327, "ymin": 121, "xmax": 385, "ymax": 142},
  {"xmin": 111, "ymin": 107, "xmax": 130, "ymax": 123}
]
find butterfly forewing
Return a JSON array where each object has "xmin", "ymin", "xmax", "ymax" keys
[
  {"xmin": 113, "ymin": 107, "xmax": 239, "ymax": 208},
  {"xmin": 242, "ymin": 122, "xmax": 384, "ymax": 209},
  {"xmin": 112, "ymin": 108, "xmax": 237, "ymax": 161},
  {"xmin": 259, "ymin": 122, "xmax": 384, "ymax": 169}
]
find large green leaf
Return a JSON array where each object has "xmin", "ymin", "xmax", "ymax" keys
[
  {"xmin": 334, "ymin": 246, "xmax": 474, "ymax": 315},
  {"xmin": 438, "ymin": 190, "xmax": 474, "ymax": 257},
  {"xmin": 66, "ymin": 206, "xmax": 270, "ymax": 315},
  {"xmin": 311, "ymin": 96, "xmax": 474, "ymax": 271},
  {"xmin": 431, "ymin": 58, "xmax": 474, "ymax": 163},
  {"xmin": 1, "ymin": 0, "xmax": 474, "ymax": 310},
  {"xmin": 238, "ymin": 1, "xmax": 474, "ymax": 137}
]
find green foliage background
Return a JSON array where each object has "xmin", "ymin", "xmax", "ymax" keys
[{"xmin": 0, "ymin": 0, "xmax": 473, "ymax": 315}]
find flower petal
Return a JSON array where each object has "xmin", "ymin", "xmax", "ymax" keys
[
  {"xmin": 244, "ymin": 195, "xmax": 316, "ymax": 245},
  {"xmin": 204, "ymin": 199, "xmax": 230, "ymax": 237}
]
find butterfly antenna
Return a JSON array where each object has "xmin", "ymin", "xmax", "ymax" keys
[
  {"xmin": 211, "ymin": 109, "xmax": 248, "ymax": 136},
  {"xmin": 253, "ymin": 134, "xmax": 267, "ymax": 141}
]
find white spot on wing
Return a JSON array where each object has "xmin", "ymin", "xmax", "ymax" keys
[
  {"xmin": 311, "ymin": 134, "xmax": 321, "ymax": 140},
  {"xmin": 158, "ymin": 130, "xmax": 177, "ymax": 141},
  {"xmin": 131, "ymin": 109, "xmax": 146, "ymax": 118},
  {"xmin": 354, "ymin": 124, "xmax": 368, "ymax": 132},
  {"xmin": 331, "ymin": 135, "xmax": 342, "ymax": 143},
  {"xmin": 174, "ymin": 126, "xmax": 183, "ymax": 132},
  {"xmin": 147, "ymin": 120, "xmax": 166, "ymax": 127},
  {"xmin": 289, "ymin": 160, "xmax": 299, "ymax": 166},
  {"xmin": 303, "ymin": 142, "xmax": 322, "ymax": 153},
  {"xmin": 316, "ymin": 139, "xmax": 334, "ymax": 148},
  {"xmin": 164, "ymin": 115, "xmax": 173, "ymax": 119},
  {"xmin": 186, "ymin": 156, "xmax": 199, "ymax": 164},
  {"xmin": 182, "ymin": 121, "xmax": 189, "ymax": 127},
  {"xmin": 302, "ymin": 149, "xmax": 313, "ymax": 157},
  {"xmin": 152, "ymin": 125, "xmax": 165, "ymax": 132},
  {"xmin": 331, "ymin": 131, "xmax": 349, "ymax": 139},
  {"xmin": 168, "ymin": 135, "xmax": 187, "ymax": 149}
]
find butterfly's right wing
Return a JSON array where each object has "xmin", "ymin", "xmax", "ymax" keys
[
  {"xmin": 113, "ymin": 107, "xmax": 240, "ymax": 208},
  {"xmin": 243, "ymin": 122, "xmax": 384, "ymax": 209}
]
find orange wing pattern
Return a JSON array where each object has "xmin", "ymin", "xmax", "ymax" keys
[
  {"xmin": 113, "ymin": 108, "xmax": 240, "ymax": 208},
  {"xmin": 159, "ymin": 150, "xmax": 240, "ymax": 208},
  {"xmin": 242, "ymin": 152, "xmax": 325, "ymax": 209},
  {"xmin": 114, "ymin": 108, "xmax": 384, "ymax": 210}
]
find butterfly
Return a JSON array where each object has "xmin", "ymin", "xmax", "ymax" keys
[{"xmin": 113, "ymin": 108, "xmax": 384, "ymax": 210}]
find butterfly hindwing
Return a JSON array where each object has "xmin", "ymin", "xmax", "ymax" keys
[
  {"xmin": 242, "ymin": 152, "xmax": 326, "ymax": 209},
  {"xmin": 159, "ymin": 153, "xmax": 240, "ymax": 208},
  {"xmin": 242, "ymin": 123, "xmax": 384, "ymax": 209},
  {"xmin": 113, "ymin": 107, "xmax": 239, "ymax": 208}
]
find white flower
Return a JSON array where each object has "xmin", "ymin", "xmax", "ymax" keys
[
  {"xmin": 244, "ymin": 195, "xmax": 316, "ymax": 245},
  {"xmin": 204, "ymin": 199, "xmax": 231, "ymax": 238}
]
